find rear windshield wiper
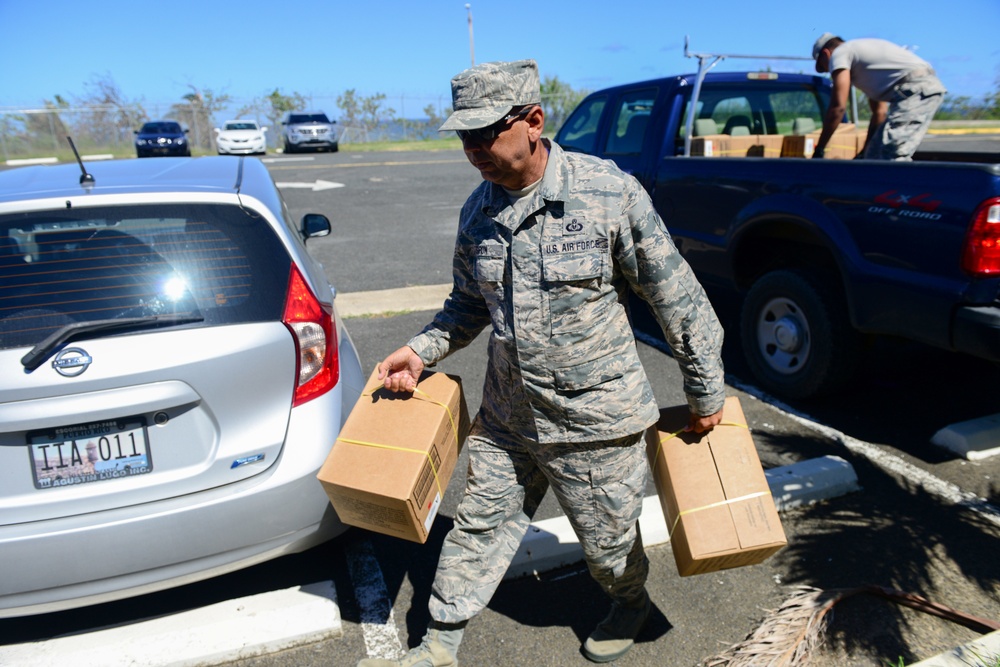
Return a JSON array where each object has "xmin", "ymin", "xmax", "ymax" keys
[{"xmin": 21, "ymin": 314, "xmax": 205, "ymax": 371}]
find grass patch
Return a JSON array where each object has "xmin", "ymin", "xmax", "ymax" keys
[
  {"xmin": 338, "ymin": 137, "xmax": 463, "ymax": 152},
  {"xmin": 343, "ymin": 310, "xmax": 416, "ymax": 319}
]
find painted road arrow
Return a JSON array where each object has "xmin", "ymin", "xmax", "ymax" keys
[{"xmin": 275, "ymin": 180, "xmax": 345, "ymax": 191}]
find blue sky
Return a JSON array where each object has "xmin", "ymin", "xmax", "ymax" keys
[{"xmin": 1, "ymin": 0, "xmax": 997, "ymax": 118}]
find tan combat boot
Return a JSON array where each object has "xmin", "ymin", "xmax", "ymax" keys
[
  {"xmin": 357, "ymin": 625, "xmax": 462, "ymax": 667},
  {"xmin": 582, "ymin": 590, "xmax": 651, "ymax": 663}
]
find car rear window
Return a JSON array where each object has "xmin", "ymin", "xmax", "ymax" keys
[
  {"xmin": 141, "ymin": 122, "xmax": 182, "ymax": 133},
  {"xmin": 289, "ymin": 114, "xmax": 330, "ymax": 124},
  {"xmin": 0, "ymin": 203, "xmax": 292, "ymax": 351}
]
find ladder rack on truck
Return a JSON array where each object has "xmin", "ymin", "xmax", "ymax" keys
[{"xmin": 680, "ymin": 35, "xmax": 859, "ymax": 156}]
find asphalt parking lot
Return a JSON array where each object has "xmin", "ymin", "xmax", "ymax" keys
[{"xmin": 2, "ymin": 144, "xmax": 999, "ymax": 667}]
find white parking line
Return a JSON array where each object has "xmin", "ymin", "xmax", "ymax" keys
[
  {"xmin": 346, "ymin": 538, "xmax": 404, "ymax": 660},
  {"xmin": 275, "ymin": 179, "xmax": 344, "ymax": 191},
  {"xmin": 5, "ymin": 157, "xmax": 58, "ymax": 166}
]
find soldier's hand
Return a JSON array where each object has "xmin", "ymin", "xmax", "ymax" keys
[
  {"xmin": 686, "ymin": 408, "xmax": 723, "ymax": 434},
  {"xmin": 377, "ymin": 346, "xmax": 424, "ymax": 393}
]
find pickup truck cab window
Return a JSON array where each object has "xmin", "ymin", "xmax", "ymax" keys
[
  {"xmin": 676, "ymin": 83, "xmax": 830, "ymax": 154},
  {"xmin": 605, "ymin": 89, "xmax": 657, "ymax": 155},
  {"xmin": 558, "ymin": 95, "xmax": 607, "ymax": 154}
]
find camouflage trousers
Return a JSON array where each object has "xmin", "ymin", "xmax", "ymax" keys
[
  {"xmin": 865, "ymin": 74, "xmax": 945, "ymax": 161},
  {"xmin": 428, "ymin": 421, "xmax": 650, "ymax": 624}
]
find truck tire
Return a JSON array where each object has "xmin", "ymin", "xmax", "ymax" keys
[{"xmin": 740, "ymin": 269, "xmax": 859, "ymax": 399}]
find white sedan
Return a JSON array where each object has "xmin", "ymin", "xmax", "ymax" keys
[{"xmin": 214, "ymin": 119, "xmax": 268, "ymax": 155}]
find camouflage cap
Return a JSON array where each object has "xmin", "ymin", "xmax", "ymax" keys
[{"xmin": 439, "ymin": 59, "xmax": 541, "ymax": 132}]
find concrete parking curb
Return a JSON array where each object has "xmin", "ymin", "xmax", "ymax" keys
[
  {"xmin": 0, "ymin": 582, "xmax": 342, "ymax": 667},
  {"xmin": 931, "ymin": 413, "xmax": 1000, "ymax": 460},
  {"xmin": 336, "ymin": 283, "xmax": 451, "ymax": 318},
  {"xmin": 505, "ymin": 455, "xmax": 859, "ymax": 580},
  {"xmin": 909, "ymin": 629, "xmax": 1000, "ymax": 666}
]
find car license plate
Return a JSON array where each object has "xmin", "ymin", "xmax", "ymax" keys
[{"xmin": 28, "ymin": 418, "xmax": 152, "ymax": 490}]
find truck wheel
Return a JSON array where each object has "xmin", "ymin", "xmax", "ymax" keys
[{"xmin": 740, "ymin": 269, "xmax": 859, "ymax": 399}]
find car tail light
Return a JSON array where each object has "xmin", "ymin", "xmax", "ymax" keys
[
  {"xmin": 962, "ymin": 198, "xmax": 1000, "ymax": 276},
  {"xmin": 282, "ymin": 265, "xmax": 339, "ymax": 406}
]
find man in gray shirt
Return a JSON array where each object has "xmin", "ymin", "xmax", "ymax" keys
[
  {"xmin": 359, "ymin": 59, "xmax": 726, "ymax": 666},
  {"xmin": 812, "ymin": 33, "xmax": 946, "ymax": 160}
]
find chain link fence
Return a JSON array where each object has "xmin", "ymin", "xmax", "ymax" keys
[{"xmin": 1, "ymin": 91, "xmax": 589, "ymax": 162}]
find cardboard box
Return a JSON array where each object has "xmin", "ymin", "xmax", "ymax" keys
[
  {"xmin": 781, "ymin": 124, "xmax": 862, "ymax": 159},
  {"xmin": 691, "ymin": 134, "xmax": 784, "ymax": 158},
  {"xmin": 645, "ymin": 396, "xmax": 786, "ymax": 576},
  {"xmin": 780, "ymin": 134, "xmax": 816, "ymax": 158},
  {"xmin": 317, "ymin": 368, "xmax": 470, "ymax": 544},
  {"xmin": 717, "ymin": 135, "xmax": 764, "ymax": 157},
  {"xmin": 751, "ymin": 134, "xmax": 785, "ymax": 158},
  {"xmin": 690, "ymin": 134, "xmax": 727, "ymax": 157}
]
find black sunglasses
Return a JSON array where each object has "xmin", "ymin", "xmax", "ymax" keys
[{"xmin": 456, "ymin": 106, "xmax": 533, "ymax": 143}]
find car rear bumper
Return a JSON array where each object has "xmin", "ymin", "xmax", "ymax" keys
[
  {"xmin": 218, "ymin": 142, "xmax": 266, "ymax": 155},
  {"xmin": 0, "ymin": 388, "xmax": 348, "ymax": 618},
  {"xmin": 953, "ymin": 305, "xmax": 1000, "ymax": 362},
  {"xmin": 136, "ymin": 147, "xmax": 189, "ymax": 157},
  {"xmin": 288, "ymin": 141, "xmax": 336, "ymax": 149}
]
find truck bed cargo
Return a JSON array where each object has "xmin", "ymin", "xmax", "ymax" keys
[{"xmin": 554, "ymin": 69, "xmax": 1000, "ymax": 398}]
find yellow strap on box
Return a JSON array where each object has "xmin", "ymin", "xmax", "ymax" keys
[
  {"xmin": 335, "ymin": 383, "xmax": 460, "ymax": 500},
  {"xmin": 413, "ymin": 387, "xmax": 460, "ymax": 453},
  {"xmin": 335, "ymin": 437, "xmax": 445, "ymax": 499},
  {"xmin": 652, "ymin": 420, "xmax": 773, "ymax": 539},
  {"xmin": 667, "ymin": 490, "xmax": 771, "ymax": 540}
]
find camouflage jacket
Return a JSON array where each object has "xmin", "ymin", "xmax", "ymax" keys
[{"xmin": 408, "ymin": 141, "xmax": 725, "ymax": 443}]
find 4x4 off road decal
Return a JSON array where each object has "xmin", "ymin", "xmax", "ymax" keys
[{"xmin": 869, "ymin": 190, "xmax": 943, "ymax": 220}]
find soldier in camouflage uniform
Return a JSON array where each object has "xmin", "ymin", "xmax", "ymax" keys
[
  {"xmin": 812, "ymin": 33, "xmax": 946, "ymax": 161},
  {"xmin": 359, "ymin": 59, "xmax": 726, "ymax": 667}
]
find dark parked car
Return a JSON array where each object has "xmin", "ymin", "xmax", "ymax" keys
[{"xmin": 134, "ymin": 120, "xmax": 191, "ymax": 158}]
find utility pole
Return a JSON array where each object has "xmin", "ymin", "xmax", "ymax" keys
[{"xmin": 465, "ymin": 4, "xmax": 475, "ymax": 66}]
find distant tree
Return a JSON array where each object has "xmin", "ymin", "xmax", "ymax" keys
[
  {"xmin": 24, "ymin": 100, "xmax": 70, "ymax": 153},
  {"xmin": 337, "ymin": 90, "xmax": 396, "ymax": 141},
  {"xmin": 988, "ymin": 73, "xmax": 1000, "ymax": 119},
  {"xmin": 262, "ymin": 89, "xmax": 308, "ymax": 148},
  {"xmin": 169, "ymin": 86, "xmax": 231, "ymax": 151},
  {"xmin": 360, "ymin": 92, "xmax": 396, "ymax": 139},
  {"xmin": 336, "ymin": 89, "xmax": 361, "ymax": 129},
  {"xmin": 540, "ymin": 75, "xmax": 588, "ymax": 133},
  {"xmin": 423, "ymin": 103, "xmax": 446, "ymax": 130},
  {"xmin": 72, "ymin": 73, "xmax": 146, "ymax": 147}
]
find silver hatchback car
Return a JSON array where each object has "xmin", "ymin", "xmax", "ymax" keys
[{"xmin": 0, "ymin": 156, "xmax": 364, "ymax": 617}]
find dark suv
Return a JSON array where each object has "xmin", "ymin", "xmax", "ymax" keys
[
  {"xmin": 134, "ymin": 121, "xmax": 191, "ymax": 158},
  {"xmin": 282, "ymin": 111, "xmax": 338, "ymax": 153}
]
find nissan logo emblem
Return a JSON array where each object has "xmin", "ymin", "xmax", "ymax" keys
[{"xmin": 52, "ymin": 347, "xmax": 93, "ymax": 377}]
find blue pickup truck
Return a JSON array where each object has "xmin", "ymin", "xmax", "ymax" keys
[{"xmin": 554, "ymin": 71, "xmax": 1000, "ymax": 399}]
